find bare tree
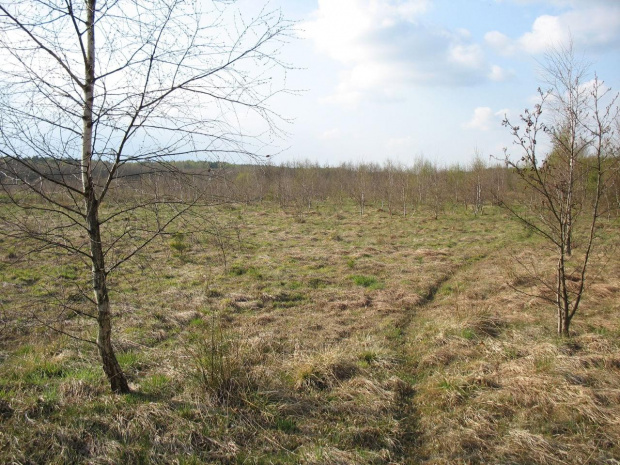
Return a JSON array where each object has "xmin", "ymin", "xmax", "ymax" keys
[
  {"xmin": 541, "ymin": 42, "xmax": 594, "ymax": 256},
  {"xmin": 380, "ymin": 159, "xmax": 397, "ymax": 215},
  {"xmin": 446, "ymin": 163, "xmax": 465, "ymax": 209},
  {"xmin": 0, "ymin": 1, "xmax": 292, "ymax": 392},
  {"xmin": 396, "ymin": 163, "xmax": 411, "ymax": 217},
  {"xmin": 470, "ymin": 149, "xmax": 487, "ymax": 216},
  {"xmin": 347, "ymin": 163, "xmax": 371, "ymax": 216},
  {"xmin": 502, "ymin": 45, "xmax": 618, "ymax": 336}
]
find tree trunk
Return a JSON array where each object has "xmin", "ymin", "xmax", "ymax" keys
[
  {"xmin": 557, "ymin": 307, "xmax": 571, "ymax": 337},
  {"xmin": 81, "ymin": 0, "xmax": 129, "ymax": 394},
  {"xmin": 556, "ymin": 258, "xmax": 571, "ymax": 337},
  {"xmin": 87, "ymin": 196, "xmax": 131, "ymax": 393},
  {"xmin": 360, "ymin": 192, "xmax": 364, "ymax": 216},
  {"xmin": 565, "ymin": 212, "xmax": 572, "ymax": 256}
]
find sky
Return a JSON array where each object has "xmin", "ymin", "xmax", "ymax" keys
[{"xmin": 252, "ymin": 0, "xmax": 620, "ymax": 168}]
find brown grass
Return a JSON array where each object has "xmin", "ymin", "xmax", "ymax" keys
[{"xmin": 1, "ymin": 203, "xmax": 619, "ymax": 463}]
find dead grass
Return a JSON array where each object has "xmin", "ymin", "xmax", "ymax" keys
[
  {"xmin": 405, "ymin": 227, "xmax": 620, "ymax": 464},
  {"xmin": 1, "ymin": 203, "xmax": 619, "ymax": 463}
]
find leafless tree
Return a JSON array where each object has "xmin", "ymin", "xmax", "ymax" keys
[
  {"xmin": 470, "ymin": 149, "xmax": 487, "ymax": 216},
  {"xmin": 347, "ymin": 163, "xmax": 371, "ymax": 216},
  {"xmin": 445, "ymin": 163, "xmax": 465, "ymax": 209},
  {"xmin": 540, "ymin": 42, "xmax": 594, "ymax": 256},
  {"xmin": 501, "ymin": 44, "xmax": 618, "ymax": 336},
  {"xmin": 396, "ymin": 164, "xmax": 411, "ymax": 217},
  {"xmin": 412, "ymin": 157, "xmax": 445, "ymax": 219},
  {"xmin": 0, "ymin": 0, "xmax": 292, "ymax": 392}
]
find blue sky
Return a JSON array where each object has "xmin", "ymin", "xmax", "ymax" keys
[{"xmin": 255, "ymin": 0, "xmax": 620, "ymax": 167}]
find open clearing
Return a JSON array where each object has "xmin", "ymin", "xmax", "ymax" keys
[{"xmin": 1, "ymin": 204, "xmax": 620, "ymax": 464}]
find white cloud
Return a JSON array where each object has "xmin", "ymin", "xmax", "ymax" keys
[
  {"xmin": 464, "ymin": 107, "xmax": 494, "ymax": 131},
  {"xmin": 303, "ymin": 0, "xmax": 500, "ymax": 106},
  {"xmin": 496, "ymin": 0, "xmax": 618, "ymax": 6},
  {"xmin": 464, "ymin": 107, "xmax": 508, "ymax": 131},
  {"xmin": 319, "ymin": 91, "xmax": 362, "ymax": 108},
  {"xmin": 484, "ymin": 31, "xmax": 515, "ymax": 56},
  {"xmin": 519, "ymin": 15, "xmax": 567, "ymax": 54},
  {"xmin": 488, "ymin": 65, "xmax": 514, "ymax": 82},
  {"xmin": 485, "ymin": 1, "xmax": 620, "ymax": 55},
  {"xmin": 527, "ymin": 93, "xmax": 544, "ymax": 106},
  {"xmin": 578, "ymin": 78, "xmax": 610, "ymax": 96},
  {"xmin": 449, "ymin": 44, "xmax": 485, "ymax": 68}
]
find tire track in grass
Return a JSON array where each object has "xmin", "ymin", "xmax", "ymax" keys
[{"xmin": 389, "ymin": 248, "xmax": 499, "ymax": 462}]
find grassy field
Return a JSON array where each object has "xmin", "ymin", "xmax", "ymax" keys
[{"xmin": 1, "ymin": 203, "xmax": 619, "ymax": 464}]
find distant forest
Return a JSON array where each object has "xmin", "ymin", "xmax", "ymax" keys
[{"xmin": 3, "ymin": 155, "xmax": 618, "ymax": 220}]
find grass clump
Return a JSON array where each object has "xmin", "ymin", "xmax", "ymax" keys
[
  {"xmin": 272, "ymin": 291, "xmax": 306, "ymax": 308},
  {"xmin": 57, "ymin": 265, "xmax": 78, "ymax": 280},
  {"xmin": 24, "ymin": 361, "xmax": 66, "ymax": 384},
  {"xmin": 350, "ymin": 275, "xmax": 383, "ymax": 289},
  {"xmin": 169, "ymin": 232, "xmax": 189, "ymax": 254},
  {"xmin": 274, "ymin": 416, "xmax": 299, "ymax": 433},
  {"xmin": 188, "ymin": 314, "xmax": 255, "ymax": 406},
  {"xmin": 288, "ymin": 347, "xmax": 359, "ymax": 391},
  {"xmin": 229, "ymin": 264, "xmax": 263, "ymax": 279}
]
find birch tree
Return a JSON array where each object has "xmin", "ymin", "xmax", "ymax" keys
[
  {"xmin": 0, "ymin": 0, "xmax": 292, "ymax": 393},
  {"xmin": 502, "ymin": 45, "xmax": 618, "ymax": 336}
]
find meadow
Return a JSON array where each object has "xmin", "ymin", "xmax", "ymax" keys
[{"xmin": 1, "ymin": 201, "xmax": 619, "ymax": 464}]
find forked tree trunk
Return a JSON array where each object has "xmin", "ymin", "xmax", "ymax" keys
[
  {"xmin": 557, "ymin": 297, "xmax": 571, "ymax": 336},
  {"xmin": 557, "ymin": 304, "xmax": 571, "ymax": 337}
]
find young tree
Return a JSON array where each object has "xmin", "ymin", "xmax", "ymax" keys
[
  {"xmin": 541, "ymin": 43, "xmax": 594, "ymax": 256},
  {"xmin": 347, "ymin": 162, "xmax": 371, "ymax": 216},
  {"xmin": 396, "ymin": 164, "xmax": 411, "ymax": 217},
  {"xmin": 379, "ymin": 159, "xmax": 402, "ymax": 216},
  {"xmin": 446, "ymin": 163, "xmax": 466, "ymax": 209},
  {"xmin": 470, "ymin": 150, "xmax": 487, "ymax": 216},
  {"xmin": 0, "ymin": 1, "xmax": 292, "ymax": 392},
  {"xmin": 502, "ymin": 45, "xmax": 618, "ymax": 336}
]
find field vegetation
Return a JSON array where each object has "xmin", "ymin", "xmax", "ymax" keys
[
  {"xmin": 2, "ymin": 163, "xmax": 620, "ymax": 463},
  {"xmin": 1, "ymin": 1, "xmax": 619, "ymax": 462}
]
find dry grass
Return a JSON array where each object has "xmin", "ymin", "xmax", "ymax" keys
[
  {"xmin": 1, "ymin": 203, "xmax": 619, "ymax": 463},
  {"xmin": 405, "ymin": 222, "xmax": 620, "ymax": 464}
]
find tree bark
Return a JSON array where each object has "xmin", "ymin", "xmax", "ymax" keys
[
  {"xmin": 82, "ymin": 0, "xmax": 129, "ymax": 393},
  {"xmin": 556, "ymin": 258, "xmax": 571, "ymax": 337},
  {"xmin": 88, "ymin": 199, "xmax": 130, "ymax": 393}
]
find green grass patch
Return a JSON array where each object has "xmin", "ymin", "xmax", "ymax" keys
[
  {"xmin": 272, "ymin": 291, "xmax": 306, "ymax": 308},
  {"xmin": 230, "ymin": 264, "xmax": 263, "ymax": 279},
  {"xmin": 24, "ymin": 360, "xmax": 66, "ymax": 384},
  {"xmin": 274, "ymin": 416, "xmax": 299, "ymax": 433},
  {"xmin": 169, "ymin": 232, "xmax": 189, "ymax": 253},
  {"xmin": 57, "ymin": 265, "xmax": 79, "ymax": 280},
  {"xmin": 350, "ymin": 275, "xmax": 383, "ymax": 289}
]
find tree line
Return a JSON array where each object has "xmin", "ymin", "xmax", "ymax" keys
[
  {"xmin": 5, "ymin": 152, "xmax": 618, "ymax": 221},
  {"xmin": 214, "ymin": 155, "xmax": 619, "ymax": 221}
]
